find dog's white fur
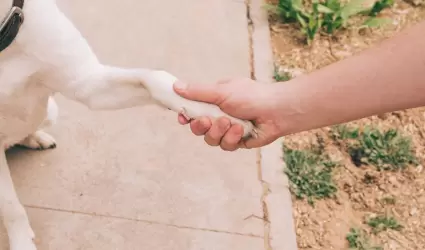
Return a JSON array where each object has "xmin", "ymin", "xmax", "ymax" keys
[{"xmin": 0, "ymin": 0, "xmax": 255, "ymax": 249}]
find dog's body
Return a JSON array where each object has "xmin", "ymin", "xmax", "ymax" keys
[{"xmin": 0, "ymin": 0, "xmax": 255, "ymax": 249}]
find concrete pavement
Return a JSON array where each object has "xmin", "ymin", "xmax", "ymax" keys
[{"xmin": 0, "ymin": 0, "xmax": 296, "ymax": 249}]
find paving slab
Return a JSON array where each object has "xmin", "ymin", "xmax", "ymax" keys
[
  {"xmin": 1, "ymin": 0, "xmax": 267, "ymax": 249},
  {"xmin": 0, "ymin": 207, "xmax": 263, "ymax": 250}
]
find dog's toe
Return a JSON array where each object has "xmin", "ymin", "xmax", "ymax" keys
[{"xmin": 18, "ymin": 131, "xmax": 57, "ymax": 150}]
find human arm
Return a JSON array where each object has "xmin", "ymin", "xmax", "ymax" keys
[
  {"xmin": 174, "ymin": 20, "xmax": 425, "ymax": 151},
  {"xmin": 276, "ymin": 20, "xmax": 425, "ymax": 135}
]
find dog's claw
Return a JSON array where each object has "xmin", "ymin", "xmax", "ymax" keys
[
  {"xmin": 250, "ymin": 128, "xmax": 259, "ymax": 139},
  {"xmin": 179, "ymin": 107, "xmax": 192, "ymax": 121}
]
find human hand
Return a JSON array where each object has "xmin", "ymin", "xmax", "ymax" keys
[{"xmin": 173, "ymin": 78, "xmax": 284, "ymax": 151}]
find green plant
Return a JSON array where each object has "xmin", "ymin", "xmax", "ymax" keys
[
  {"xmin": 266, "ymin": 0, "xmax": 393, "ymax": 44},
  {"xmin": 368, "ymin": 0, "xmax": 394, "ymax": 16},
  {"xmin": 265, "ymin": 0, "xmax": 307, "ymax": 22},
  {"xmin": 347, "ymin": 127, "xmax": 417, "ymax": 170},
  {"xmin": 298, "ymin": 0, "xmax": 327, "ymax": 44},
  {"xmin": 346, "ymin": 228, "xmax": 383, "ymax": 250},
  {"xmin": 360, "ymin": 17, "xmax": 392, "ymax": 29},
  {"xmin": 273, "ymin": 66, "xmax": 292, "ymax": 82},
  {"xmin": 359, "ymin": 0, "xmax": 394, "ymax": 28},
  {"xmin": 331, "ymin": 124, "xmax": 360, "ymax": 140},
  {"xmin": 283, "ymin": 145, "xmax": 337, "ymax": 205},
  {"xmin": 322, "ymin": 0, "xmax": 368, "ymax": 34},
  {"xmin": 322, "ymin": 0, "xmax": 393, "ymax": 33},
  {"xmin": 367, "ymin": 215, "xmax": 403, "ymax": 234}
]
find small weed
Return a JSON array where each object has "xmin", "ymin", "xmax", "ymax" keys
[
  {"xmin": 362, "ymin": 172, "xmax": 377, "ymax": 184},
  {"xmin": 346, "ymin": 228, "xmax": 383, "ymax": 250},
  {"xmin": 331, "ymin": 124, "xmax": 359, "ymax": 140},
  {"xmin": 298, "ymin": 1, "xmax": 324, "ymax": 44},
  {"xmin": 331, "ymin": 125, "xmax": 417, "ymax": 171},
  {"xmin": 273, "ymin": 0, "xmax": 307, "ymax": 23},
  {"xmin": 283, "ymin": 145, "xmax": 337, "ymax": 205},
  {"xmin": 367, "ymin": 215, "xmax": 403, "ymax": 234},
  {"xmin": 381, "ymin": 196, "xmax": 396, "ymax": 205},
  {"xmin": 368, "ymin": 0, "xmax": 394, "ymax": 17},
  {"xmin": 348, "ymin": 127, "xmax": 417, "ymax": 170},
  {"xmin": 273, "ymin": 66, "xmax": 292, "ymax": 82},
  {"xmin": 322, "ymin": 0, "xmax": 368, "ymax": 34}
]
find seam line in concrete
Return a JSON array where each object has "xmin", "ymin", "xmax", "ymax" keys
[
  {"xmin": 245, "ymin": 0, "xmax": 273, "ymax": 249},
  {"xmin": 24, "ymin": 204, "xmax": 264, "ymax": 239},
  {"xmin": 247, "ymin": 0, "xmax": 299, "ymax": 249}
]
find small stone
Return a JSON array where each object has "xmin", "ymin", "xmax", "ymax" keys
[
  {"xmin": 403, "ymin": 210, "xmax": 410, "ymax": 217},
  {"xmin": 406, "ymin": 0, "xmax": 423, "ymax": 6},
  {"xmin": 388, "ymin": 176, "xmax": 398, "ymax": 186},
  {"xmin": 410, "ymin": 207, "xmax": 418, "ymax": 216},
  {"xmin": 299, "ymin": 206, "xmax": 309, "ymax": 214},
  {"xmin": 296, "ymin": 228, "xmax": 302, "ymax": 236},
  {"xmin": 377, "ymin": 113, "xmax": 389, "ymax": 120}
]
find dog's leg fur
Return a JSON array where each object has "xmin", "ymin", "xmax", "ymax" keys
[
  {"xmin": 47, "ymin": 65, "xmax": 157, "ymax": 111},
  {"xmin": 18, "ymin": 97, "xmax": 58, "ymax": 150},
  {"xmin": 18, "ymin": 130, "xmax": 56, "ymax": 150},
  {"xmin": 0, "ymin": 152, "xmax": 36, "ymax": 250}
]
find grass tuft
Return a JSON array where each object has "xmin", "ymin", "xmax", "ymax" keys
[
  {"xmin": 283, "ymin": 145, "xmax": 337, "ymax": 205},
  {"xmin": 346, "ymin": 228, "xmax": 383, "ymax": 250},
  {"xmin": 331, "ymin": 125, "xmax": 417, "ymax": 171},
  {"xmin": 273, "ymin": 66, "xmax": 292, "ymax": 82},
  {"xmin": 366, "ymin": 215, "xmax": 403, "ymax": 234}
]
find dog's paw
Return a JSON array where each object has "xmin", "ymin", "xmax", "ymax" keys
[
  {"xmin": 9, "ymin": 230, "xmax": 37, "ymax": 250},
  {"xmin": 143, "ymin": 70, "xmax": 257, "ymax": 139},
  {"xmin": 18, "ymin": 131, "xmax": 57, "ymax": 150},
  {"xmin": 8, "ymin": 219, "xmax": 37, "ymax": 250}
]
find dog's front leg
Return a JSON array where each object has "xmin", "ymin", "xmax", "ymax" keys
[
  {"xmin": 0, "ymin": 152, "xmax": 36, "ymax": 250},
  {"xmin": 49, "ymin": 64, "xmax": 256, "ymax": 138},
  {"xmin": 51, "ymin": 65, "xmax": 154, "ymax": 110}
]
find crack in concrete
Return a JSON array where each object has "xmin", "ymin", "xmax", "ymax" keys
[
  {"xmin": 24, "ymin": 204, "xmax": 264, "ymax": 239},
  {"xmin": 257, "ymin": 150, "xmax": 273, "ymax": 250},
  {"xmin": 245, "ymin": 1, "xmax": 273, "ymax": 249},
  {"xmin": 246, "ymin": 0, "xmax": 256, "ymax": 81}
]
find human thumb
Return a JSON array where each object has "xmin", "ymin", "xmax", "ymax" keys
[{"xmin": 173, "ymin": 81, "xmax": 223, "ymax": 105}]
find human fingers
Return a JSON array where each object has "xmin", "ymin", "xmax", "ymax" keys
[
  {"xmin": 204, "ymin": 117, "xmax": 231, "ymax": 146},
  {"xmin": 237, "ymin": 134, "xmax": 275, "ymax": 150},
  {"xmin": 219, "ymin": 124, "xmax": 244, "ymax": 151},
  {"xmin": 189, "ymin": 117, "xmax": 212, "ymax": 136},
  {"xmin": 173, "ymin": 81, "xmax": 224, "ymax": 105}
]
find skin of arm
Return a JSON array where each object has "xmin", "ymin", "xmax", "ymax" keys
[{"xmin": 274, "ymin": 20, "xmax": 425, "ymax": 137}]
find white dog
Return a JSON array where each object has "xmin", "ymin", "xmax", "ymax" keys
[{"xmin": 0, "ymin": 0, "xmax": 256, "ymax": 249}]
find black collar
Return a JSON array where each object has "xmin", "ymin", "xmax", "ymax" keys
[{"xmin": 0, "ymin": 0, "xmax": 25, "ymax": 53}]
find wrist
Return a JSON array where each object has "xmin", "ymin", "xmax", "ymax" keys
[
  {"xmin": 270, "ymin": 75, "xmax": 329, "ymax": 137},
  {"xmin": 271, "ymin": 78, "xmax": 307, "ymax": 136}
]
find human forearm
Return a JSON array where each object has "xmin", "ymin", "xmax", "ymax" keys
[{"xmin": 274, "ymin": 21, "xmax": 425, "ymax": 136}]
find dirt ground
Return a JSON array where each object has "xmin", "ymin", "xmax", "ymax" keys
[{"xmin": 267, "ymin": 0, "xmax": 425, "ymax": 249}]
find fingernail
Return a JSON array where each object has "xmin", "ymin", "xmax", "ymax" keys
[{"xmin": 174, "ymin": 81, "xmax": 187, "ymax": 90}]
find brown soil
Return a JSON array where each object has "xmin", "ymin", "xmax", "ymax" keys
[{"xmin": 267, "ymin": 0, "xmax": 425, "ymax": 249}]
